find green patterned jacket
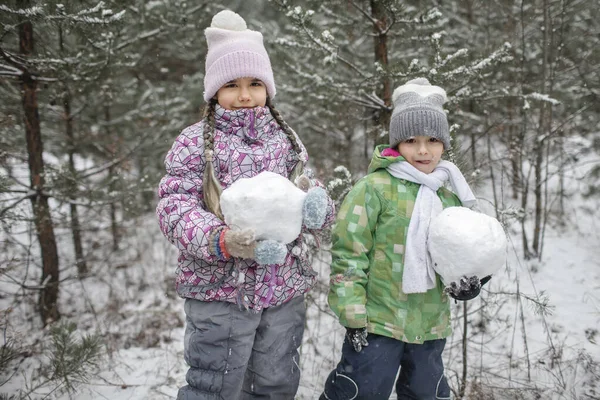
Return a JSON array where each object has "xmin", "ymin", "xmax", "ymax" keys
[{"xmin": 328, "ymin": 145, "xmax": 461, "ymax": 344}]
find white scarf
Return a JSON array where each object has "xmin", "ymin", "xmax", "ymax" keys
[{"xmin": 386, "ymin": 160, "xmax": 477, "ymax": 294}]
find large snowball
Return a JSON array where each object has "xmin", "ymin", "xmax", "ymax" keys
[
  {"xmin": 428, "ymin": 206, "xmax": 507, "ymax": 285},
  {"xmin": 220, "ymin": 171, "xmax": 307, "ymax": 244}
]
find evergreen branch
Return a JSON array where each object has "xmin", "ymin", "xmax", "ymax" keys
[
  {"xmin": 0, "ymin": 65, "xmax": 22, "ymax": 78},
  {"xmin": 0, "ymin": 193, "xmax": 34, "ymax": 218},
  {"xmin": 348, "ymin": 1, "xmax": 378, "ymax": 26},
  {"xmin": 47, "ymin": 11, "xmax": 127, "ymax": 25},
  {"xmin": 2, "ymin": 173, "xmax": 31, "ymax": 190},
  {"xmin": 0, "ymin": 48, "xmax": 58, "ymax": 82},
  {"xmin": 75, "ymin": 1, "xmax": 106, "ymax": 16},
  {"xmin": 78, "ymin": 137, "xmax": 149, "ymax": 179},
  {"xmin": 0, "ymin": 47, "xmax": 26, "ymax": 72},
  {"xmin": 273, "ymin": 0, "xmax": 367, "ymax": 78},
  {"xmin": 0, "ymin": 4, "xmax": 44, "ymax": 17},
  {"xmin": 380, "ymin": 2, "xmax": 401, "ymax": 34},
  {"xmin": 300, "ymin": 26, "xmax": 365, "ymax": 77},
  {"xmin": 0, "ymin": 3, "xmax": 125, "ymax": 24},
  {"xmin": 114, "ymin": 28, "xmax": 162, "ymax": 51},
  {"xmin": 347, "ymin": 0, "xmax": 398, "ymax": 36}
]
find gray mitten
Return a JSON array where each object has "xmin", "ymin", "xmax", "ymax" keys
[
  {"xmin": 303, "ymin": 187, "xmax": 327, "ymax": 229},
  {"xmin": 255, "ymin": 240, "xmax": 288, "ymax": 265}
]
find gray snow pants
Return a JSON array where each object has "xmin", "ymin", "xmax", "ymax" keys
[{"xmin": 177, "ymin": 296, "xmax": 306, "ymax": 400}]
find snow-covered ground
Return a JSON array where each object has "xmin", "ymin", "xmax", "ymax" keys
[{"xmin": 1, "ymin": 153, "xmax": 599, "ymax": 399}]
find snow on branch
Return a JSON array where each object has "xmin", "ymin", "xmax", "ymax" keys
[
  {"xmin": 51, "ymin": 10, "xmax": 126, "ymax": 24},
  {"xmin": 421, "ymin": 7, "xmax": 443, "ymax": 23},
  {"xmin": 0, "ymin": 63, "xmax": 22, "ymax": 78},
  {"xmin": 0, "ymin": 4, "xmax": 44, "ymax": 16},
  {"xmin": 470, "ymin": 42, "xmax": 512, "ymax": 71},
  {"xmin": 273, "ymin": 1, "xmax": 368, "ymax": 78},
  {"xmin": 1, "ymin": 3, "xmax": 125, "ymax": 24},
  {"xmin": 524, "ymin": 92, "xmax": 560, "ymax": 105},
  {"xmin": 115, "ymin": 28, "xmax": 162, "ymax": 51},
  {"xmin": 76, "ymin": 1, "xmax": 108, "ymax": 15},
  {"xmin": 443, "ymin": 42, "xmax": 512, "ymax": 80},
  {"xmin": 440, "ymin": 48, "xmax": 469, "ymax": 68}
]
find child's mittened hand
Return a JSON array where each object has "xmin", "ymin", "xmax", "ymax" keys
[
  {"xmin": 254, "ymin": 240, "xmax": 287, "ymax": 265},
  {"xmin": 294, "ymin": 175, "xmax": 312, "ymax": 192},
  {"xmin": 445, "ymin": 275, "xmax": 491, "ymax": 301},
  {"xmin": 224, "ymin": 228, "xmax": 257, "ymax": 259},
  {"xmin": 302, "ymin": 187, "xmax": 328, "ymax": 229},
  {"xmin": 346, "ymin": 327, "xmax": 369, "ymax": 352}
]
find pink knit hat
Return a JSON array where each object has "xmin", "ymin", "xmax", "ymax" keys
[{"xmin": 203, "ymin": 10, "xmax": 276, "ymax": 102}]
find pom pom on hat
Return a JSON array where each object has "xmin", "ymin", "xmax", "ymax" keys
[
  {"xmin": 203, "ymin": 10, "xmax": 276, "ymax": 102},
  {"xmin": 392, "ymin": 78, "xmax": 447, "ymax": 105},
  {"xmin": 210, "ymin": 10, "xmax": 247, "ymax": 30},
  {"xmin": 389, "ymin": 78, "xmax": 451, "ymax": 149}
]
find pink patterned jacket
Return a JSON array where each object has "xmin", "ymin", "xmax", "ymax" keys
[{"xmin": 156, "ymin": 105, "xmax": 335, "ymax": 311}]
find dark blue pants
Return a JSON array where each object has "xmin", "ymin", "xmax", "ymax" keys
[{"xmin": 320, "ymin": 334, "xmax": 451, "ymax": 400}]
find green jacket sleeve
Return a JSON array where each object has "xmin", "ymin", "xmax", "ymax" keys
[{"xmin": 328, "ymin": 178, "xmax": 383, "ymax": 328}]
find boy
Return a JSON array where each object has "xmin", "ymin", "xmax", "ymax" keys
[{"xmin": 321, "ymin": 78, "xmax": 479, "ymax": 400}]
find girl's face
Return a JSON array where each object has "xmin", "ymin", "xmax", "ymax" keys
[
  {"xmin": 216, "ymin": 77, "xmax": 267, "ymax": 110},
  {"xmin": 397, "ymin": 136, "xmax": 444, "ymax": 174}
]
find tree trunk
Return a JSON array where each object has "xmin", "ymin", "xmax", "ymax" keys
[
  {"xmin": 18, "ymin": 0, "xmax": 60, "ymax": 325},
  {"xmin": 104, "ymin": 102, "xmax": 120, "ymax": 251},
  {"xmin": 507, "ymin": 98, "xmax": 521, "ymax": 200},
  {"xmin": 519, "ymin": 0, "xmax": 531, "ymax": 259},
  {"xmin": 532, "ymin": 0, "xmax": 552, "ymax": 257},
  {"xmin": 371, "ymin": 0, "xmax": 392, "ymax": 146},
  {"xmin": 64, "ymin": 87, "xmax": 88, "ymax": 276},
  {"xmin": 58, "ymin": 23, "xmax": 88, "ymax": 277},
  {"xmin": 466, "ymin": 1, "xmax": 477, "ymax": 167},
  {"xmin": 504, "ymin": 6, "xmax": 521, "ymax": 200}
]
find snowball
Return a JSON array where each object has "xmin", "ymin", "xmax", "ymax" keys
[
  {"xmin": 428, "ymin": 206, "xmax": 507, "ymax": 285},
  {"xmin": 210, "ymin": 10, "xmax": 247, "ymax": 31},
  {"xmin": 220, "ymin": 171, "xmax": 306, "ymax": 244}
]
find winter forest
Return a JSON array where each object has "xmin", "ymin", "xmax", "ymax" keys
[{"xmin": 0, "ymin": 0, "xmax": 599, "ymax": 398}]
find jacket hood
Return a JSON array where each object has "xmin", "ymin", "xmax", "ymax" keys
[{"xmin": 367, "ymin": 144, "xmax": 406, "ymax": 174}]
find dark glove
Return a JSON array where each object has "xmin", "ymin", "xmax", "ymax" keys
[
  {"xmin": 346, "ymin": 327, "xmax": 369, "ymax": 352},
  {"xmin": 445, "ymin": 275, "xmax": 491, "ymax": 301}
]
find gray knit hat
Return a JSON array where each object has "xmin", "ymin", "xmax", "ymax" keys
[{"xmin": 389, "ymin": 78, "xmax": 450, "ymax": 149}]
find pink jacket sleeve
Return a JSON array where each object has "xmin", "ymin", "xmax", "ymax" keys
[{"xmin": 156, "ymin": 124, "xmax": 224, "ymax": 262}]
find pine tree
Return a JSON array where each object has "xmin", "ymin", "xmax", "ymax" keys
[
  {"xmin": 0, "ymin": 0, "xmax": 214, "ymax": 322},
  {"xmin": 270, "ymin": 0, "xmax": 511, "ymax": 176}
]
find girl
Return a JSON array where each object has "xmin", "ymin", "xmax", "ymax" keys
[
  {"xmin": 156, "ymin": 10, "xmax": 334, "ymax": 400},
  {"xmin": 320, "ymin": 78, "xmax": 481, "ymax": 400}
]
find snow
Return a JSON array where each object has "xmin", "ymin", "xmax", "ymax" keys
[
  {"xmin": 525, "ymin": 92, "xmax": 561, "ymax": 105},
  {"xmin": 2, "ymin": 168, "xmax": 599, "ymax": 398},
  {"xmin": 428, "ymin": 206, "xmax": 507, "ymax": 285},
  {"xmin": 0, "ymin": 4, "xmax": 44, "ymax": 16},
  {"xmin": 1, "ymin": 94, "xmax": 599, "ymax": 400},
  {"xmin": 220, "ymin": 171, "xmax": 307, "ymax": 244},
  {"xmin": 321, "ymin": 30, "xmax": 334, "ymax": 41}
]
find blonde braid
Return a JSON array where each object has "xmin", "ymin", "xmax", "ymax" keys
[
  {"xmin": 202, "ymin": 100, "xmax": 225, "ymax": 220},
  {"xmin": 266, "ymin": 97, "xmax": 305, "ymax": 182}
]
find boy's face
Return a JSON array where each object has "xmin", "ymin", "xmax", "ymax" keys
[
  {"xmin": 397, "ymin": 136, "xmax": 444, "ymax": 174},
  {"xmin": 216, "ymin": 77, "xmax": 267, "ymax": 110}
]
